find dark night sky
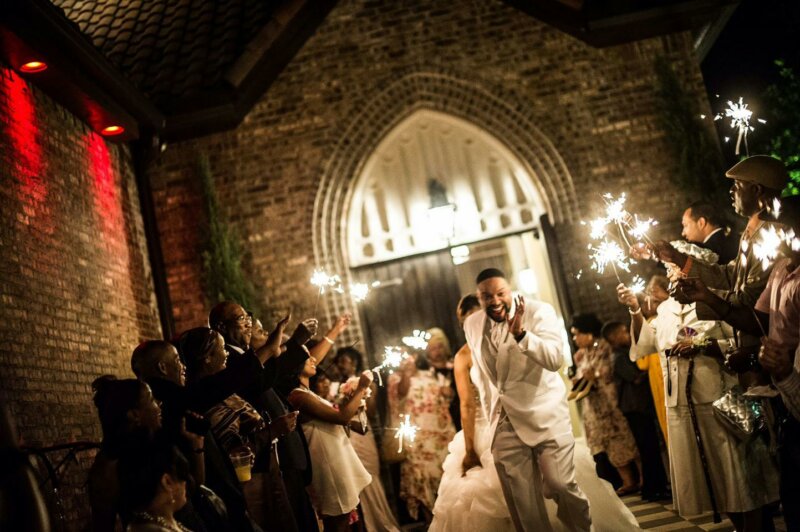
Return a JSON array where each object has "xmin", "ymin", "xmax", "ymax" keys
[{"xmin": 701, "ymin": 0, "xmax": 800, "ymax": 162}]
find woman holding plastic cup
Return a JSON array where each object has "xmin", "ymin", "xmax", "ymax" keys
[{"xmin": 179, "ymin": 327, "xmax": 296, "ymax": 530}]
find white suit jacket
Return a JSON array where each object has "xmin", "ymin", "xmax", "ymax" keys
[
  {"xmin": 464, "ymin": 297, "xmax": 571, "ymax": 447},
  {"xmin": 630, "ymin": 297, "xmax": 736, "ymax": 407}
]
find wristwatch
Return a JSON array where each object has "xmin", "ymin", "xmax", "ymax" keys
[{"xmin": 514, "ymin": 329, "xmax": 526, "ymax": 343}]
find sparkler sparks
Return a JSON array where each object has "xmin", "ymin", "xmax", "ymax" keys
[
  {"xmin": 350, "ymin": 283, "xmax": 370, "ymax": 302},
  {"xmin": 589, "ymin": 240, "xmax": 630, "ymax": 280},
  {"xmin": 714, "ymin": 97, "xmax": 765, "ymax": 156},
  {"xmin": 394, "ymin": 414, "xmax": 419, "ymax": 453},
  {"xmin": 603, "ymin": 193, "xmax": 628, "ymax": 224},
  {"xmin": 629, "ymin": 216, "xmax": 658, "ymax": 242},
  {"xmin": 310, "ymin": 269, "xmax": 342, "ymax": 294},
  {"xmin": 402, "ymin": 330, "xmax": 431, "ymax": 350},
  {"xmin": 370, "ymin": 346, "xmax": 408, "ymax": 386},
  {"xmin": 754, "ymin": 226, "xmax": 788, "ymax": 269},
  {"xmin": 630, "ymin": 275, "xmax": 646, "ymax": 295},
  {"xmin": 770, "ymin": 198, "xmax": 782, "ymax": 220},
  {"xmin": 588, "ymin": 218, "xmax": 608, "ymax": 240}
]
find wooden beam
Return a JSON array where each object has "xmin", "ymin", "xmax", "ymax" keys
[
  {"xmin": 502, "ymin": 0, "xmax": 739, "ymax": 48},
  {"xmin": 0, "ymin": 0, "xmax": 164, "ymax": 141},
  {"xmin": 163, "ymin": 0, "xmax": 339, "ymax": 142}
]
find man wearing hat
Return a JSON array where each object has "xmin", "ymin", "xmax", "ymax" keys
[
  {"xmin": 677, "ymin": 193, "xmax": 800, "ymax": 530},
  {"xmin": 651, "ymin": 155, "xmax": 788, "ymax": 331},
  {"xmin": 643, "ymin": 155, "xmax": 785, "ymax": 529}
]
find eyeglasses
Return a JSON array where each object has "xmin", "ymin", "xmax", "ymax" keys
[{"xmin": 226, "ymin": 314, "xmax": 253, "ymax": 326}]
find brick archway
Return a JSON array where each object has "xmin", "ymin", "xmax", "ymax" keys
[{"xmin": 311, "ymin": 70, "xmax": 578, "ymax": 342}]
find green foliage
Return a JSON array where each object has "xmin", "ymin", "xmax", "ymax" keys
[
  {"xmin": 198, "ymin": 156, "xmax": 260, "ymax": 313},
  {"xmin": 653, "ymin": 57, "xmax": 726, "ymax": 201},
  {"xmin": 758, "ymin": 60, "xmax": 800, "ymax": 196}
]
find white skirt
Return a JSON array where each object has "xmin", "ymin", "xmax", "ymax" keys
[
  {"xmin": 667, "ymin": 404, "xmax": 780, "ymax": 516},
  {"xmin": 430, "ymin": 417, "xmax": 640, "ymax": 532},
  {"xmin": 302, "ymin": 419, "xmax": 372, "ymax": 516}
]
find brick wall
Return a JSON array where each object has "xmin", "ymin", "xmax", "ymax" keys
[
  {"xmin": 0, "ymin": 66, "xmax": 161, "ymax": 529},
  {"xmin": 148, "ymin": 0, "xmax": 715, "ymax": 337}
]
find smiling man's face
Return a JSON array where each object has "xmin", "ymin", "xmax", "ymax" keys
[{"xmin": 477, "ymin": 276, "xmax": 513, "ymax": 323}]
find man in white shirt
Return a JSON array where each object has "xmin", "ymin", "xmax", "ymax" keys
[{"xmin": 463, "ymin": 268, "xmax": 590, "ymax": 532}]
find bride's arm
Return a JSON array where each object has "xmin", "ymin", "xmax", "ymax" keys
[{"xmin": 454, "ymin": 344, "xmax": 480, "ymax": 475}]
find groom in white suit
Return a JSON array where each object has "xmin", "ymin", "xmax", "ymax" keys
[{"xmin": 464, "ymin": 268, "xmax": 591, "ymax": 532}]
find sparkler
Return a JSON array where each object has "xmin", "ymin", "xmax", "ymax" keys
[
  {"xmin": 589, "ymin": 240, "xmax": 630, "ymax": 282},
  {"xmin": 350, "ymin": 282, "xmax": 370, "ymax": 302},
  {"xmin": 629, "ymin": 215, "xmax": 658, "ymax": 245},
  {"xmin": 630, "ymin": 275, "xmax": 646, "ymax": 295},
  {"xmin": 394, "ymin": 414, "xmax": 419, "ymax": 453},
  {"xmin": 714, "ymin": 97, "xmax": 765, "ymax": 156},
  {"xmin": 370, "ymin": 346, "xmax": 407, "ymax": 386},
  {"xmin": 402, "ymin": 330, "xmax": 431, "ymax": 350},
  {"xmin": 310, "ymin": 269, "xmax": 343, "ymax": 316},
  {"xmin": 588, "ymin": 218, "xmax": 608, "ymax": 240},
  {"xmin": 753, "ymin": 226, "xmax": 784, "ymax": 270}
]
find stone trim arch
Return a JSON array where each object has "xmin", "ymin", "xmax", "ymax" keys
[{"xmin": 311, "ymin": 70, "xmax": 578, "ymax": 342}]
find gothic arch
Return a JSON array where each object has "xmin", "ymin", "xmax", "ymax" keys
[{"xmin": 311, "ymin": 70, "xmax": 578, "ymax": 338}]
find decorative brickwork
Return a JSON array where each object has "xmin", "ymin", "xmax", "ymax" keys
[
  {"xmin": 147, "ymin": 0, "xmax": 714, "ymax": 339},
  {"xmin": 0, "ymin": 66, "xmax": 161, "ymax": 528}
]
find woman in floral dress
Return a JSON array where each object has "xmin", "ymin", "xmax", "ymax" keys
[
  {"xmin": 571, "ymin": 313, "xmax": 641, "ymax": 496},
  {"xmin": 389, "ymin": 351, "xmax": 456, "ymax": 523}
]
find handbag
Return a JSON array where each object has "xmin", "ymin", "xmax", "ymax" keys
[{"xmin": 712, "ymin": 385, "xmax": 767, "ymax": 440}]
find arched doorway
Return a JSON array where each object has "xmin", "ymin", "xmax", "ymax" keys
[
  {"xmin": 345, "ymin": 109, "xmax": 570, "ymax": 362},
  {"xmin": 311, "ymin": 70, "xmax": 580, "ymax": 366}
]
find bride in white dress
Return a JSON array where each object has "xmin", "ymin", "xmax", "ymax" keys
[{"xmin": 430, "ymin": 297, "xmax": 640, "ymax": 532}]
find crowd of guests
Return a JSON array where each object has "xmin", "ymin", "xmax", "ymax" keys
[
  {"xmin": 82, "ymin": 154, "xmax": 798, "ymax": 532},
  {"xmin": 569, "ymin": 155, "xmax": 798, "ymax": 531},
  {"xmin": 86, "ymin": 298, "xmax": 460, "ymax": 532}
]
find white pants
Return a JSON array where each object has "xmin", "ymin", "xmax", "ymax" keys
[{"xmin": 492, "ymin": 413, "xmax": 591, "ymax": 532}]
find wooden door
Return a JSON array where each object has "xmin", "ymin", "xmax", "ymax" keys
[{"xmin": 352, "ymin": 250, "xmax": 464, "ymax": 367}]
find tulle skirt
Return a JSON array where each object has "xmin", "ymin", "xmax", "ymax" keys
[{"xmin": 430, "ymin": 417, "xmax": 641, "ymax": 532}]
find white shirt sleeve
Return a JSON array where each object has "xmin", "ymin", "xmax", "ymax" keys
[{"xmin": 631, "ymin": 318, "xmax": 658, "ymax": 361}]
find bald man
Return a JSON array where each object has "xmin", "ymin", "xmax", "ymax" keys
[{"xmin": 131, "ymin": 340, "xmax": 264, "ymax": 532}]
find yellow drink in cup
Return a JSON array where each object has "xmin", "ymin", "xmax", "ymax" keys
[{"xmin": 230, "ymin": 451, "xmax": 253, "ymax": 482}]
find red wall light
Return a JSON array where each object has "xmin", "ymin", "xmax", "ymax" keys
[
  {"xmin": 20, "ymin": 61, "xmax": 48, "ymax": 73},
  {"xmin": 100, "ymin": 125, "xmax": 125, "ymax": 136}
]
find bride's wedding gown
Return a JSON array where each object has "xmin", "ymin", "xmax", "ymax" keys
[{"xmin": 430, "ymin": 398, "xmax": 641, "ymax": 531}]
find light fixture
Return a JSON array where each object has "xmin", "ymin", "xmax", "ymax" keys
[
  {"xmin": 20, "ymin": 61, "xmax": 48, "ymax": 73},
  {"xmin": 100, "ymin": 125, "xmax": 125, "ymax": 136},
  {"xmin": 426, "ymin": 178, "xmax": 456, "ymax": 244}
]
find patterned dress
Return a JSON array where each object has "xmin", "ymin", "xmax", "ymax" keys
[
  {"xmin": 574, "ymin": 340, "xmax": 639, "ymax": 468},
  {"xmin": 391, "ymin": 369, "xmax": 456, "ymax": 519}
]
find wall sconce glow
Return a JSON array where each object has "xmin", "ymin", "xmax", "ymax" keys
[
  {"xmin": 450, "ymin": 245, "xmax": 470, "ymax": 265},
  {"xmin": 427, "ymin": 203, "xmax": 456, "ymax": 241},
  {"xmin": 101, "ymin": 125, "xmax": 125, "ymax": 136},
  {"xmin": 20, "ymin": 61, "xmax": 48, "ymax": 73},
  {"xmin": 427, "ymin": 178, "xmax": 456, "ymax": 243},
  {"xmin": 518, "ymin": 268, "xmax": 539, "ymax": 295}
]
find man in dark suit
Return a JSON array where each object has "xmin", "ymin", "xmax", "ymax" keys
[
  {"xmin": 209, "ymin": 301, "xmax": 318, "ymax": 532},
  {"xmin": 681, "ymin": 200, "xmax": 739, "ymax": 264},
  {"xmin": 131, "ymin": 339, "xmax": 266, "ymax": 532}
]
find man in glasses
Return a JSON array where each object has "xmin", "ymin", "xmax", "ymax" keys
[{"xmin": 209, "ymin": 301, "xmax": 319, "ymax": 532}]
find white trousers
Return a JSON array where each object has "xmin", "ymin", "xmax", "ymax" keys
[{"xmin": 492, "ymin": 413, "xmax": 591, "ymax": 532}]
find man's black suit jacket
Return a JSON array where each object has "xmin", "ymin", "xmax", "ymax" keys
[
  {"xmin": 702, "ymin": 228, "xmax": 740, "ymax": 265},
  {"xmin": 226, "ymin": 341, "xmax": 311, "ymax": 475}
]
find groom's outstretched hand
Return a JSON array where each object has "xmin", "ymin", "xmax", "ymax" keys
[
  {"xmin": 462, "ymin": 449, "xmax": 481, "ymax": 476},
  {"xmin": 508, "ymin": 295, "xmax": 525, "ymax": 339}
]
